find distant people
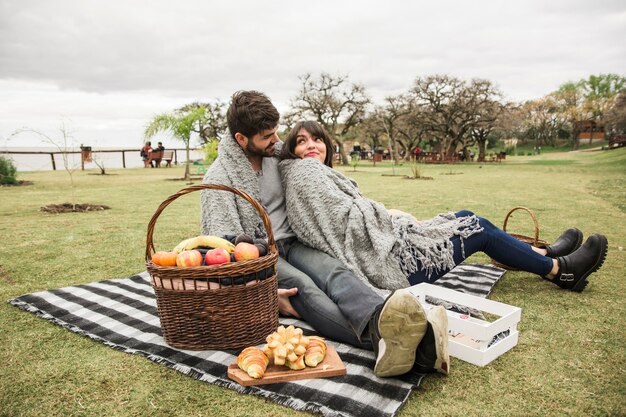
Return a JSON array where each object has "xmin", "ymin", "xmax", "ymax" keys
[{"xmin": 141, "ymin": 141, "xmax": 153, "ymax": 167}]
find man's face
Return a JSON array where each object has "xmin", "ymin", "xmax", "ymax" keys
[{"xmin": 243, "ymin": 126, "xmax": 279, "ymax": 157}]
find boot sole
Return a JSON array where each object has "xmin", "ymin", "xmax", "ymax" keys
[
  {"xmin": 572, "ymin": 234, "xmax": 608, "ymax": 293},
  {"xmin": 428, "ymin": 306, "xmax": 450, "ymax": 375},
  {"xmin": 374, "ymin": 290, "xmax": 428, "ymax": 377}
]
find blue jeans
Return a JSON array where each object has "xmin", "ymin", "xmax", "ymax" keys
[
  {"xmin": 276, "ymin": 237, "xmax": 383, "ymax": 350},
  {"xmin": 407, "ymin": 210, "xmax": 554, "ymax": 285}
]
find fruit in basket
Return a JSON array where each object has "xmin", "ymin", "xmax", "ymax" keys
[
  {"xmin": 205, "ymin": 248, "xmax": 231, "ymax": 265},
  {"xmin": 235, "ymin": 233, "xmax": 254, "ymax": 245},
  {"xmin": 152, "ymin": 251, "xmax": 178, "ymax": 266},
  {"xmin": 176, "ymin": 250, "xmax": 203, "ymax": 267},
  {"xmin": 237, "ymin": 347, "xmax": 269, "ymax": 379},
  {"xmin": 233, "ymin": 242, "xmax": 260, "ymax": 261},
  {"xmin": 173, "ymin": 235, "xmax": 235, "ymax": 253}
]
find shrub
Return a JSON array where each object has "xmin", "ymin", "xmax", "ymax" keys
[
  {"xmin": 203, "ymin": 140, "xmax": 219, "ymax": 165},
  {"xmin": 0, "ymin": 156, "xmax": 18, "ymax": 184}
]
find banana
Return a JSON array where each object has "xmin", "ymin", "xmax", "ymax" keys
[
  {"xmin": 173, "ymin": 237, "xmax": 194, "ymax": 253},
  {"xmin": 174, "ymin": 235, "xmax": 235, "ymax": 253}
]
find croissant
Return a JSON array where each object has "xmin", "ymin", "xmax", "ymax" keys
[
  {"xmin": 264, "ymin": 325, "xmax": 309, "ymax": 368},
  {"xmin": 237, "ymin": 346, "xmax": 269, "ymax": 379},
  {"xmin": 304, "ymin": 336, "xmax": 327, "ymax": 367}
]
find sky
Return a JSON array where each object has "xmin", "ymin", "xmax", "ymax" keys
[{"xmin": 1, "ymin": 0, "xmax": 625, "ymax": 149}]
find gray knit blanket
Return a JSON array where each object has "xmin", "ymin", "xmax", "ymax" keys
[
  {"xmin": 8, "ymin": 264, "xmax": 505, "ymax": 417},
  {"xmin": 279, "ymin": 158, "xmax": 483, "ymax": 291}
]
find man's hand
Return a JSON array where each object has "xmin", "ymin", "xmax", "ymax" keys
[{"xmin": 277, "ymin": 288, "xmax": 300, "ymax": 318}]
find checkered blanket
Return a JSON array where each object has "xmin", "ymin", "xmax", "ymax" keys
[{"xmin": 8, "ymin": 264, "xmax": 505, "ymax": 417}]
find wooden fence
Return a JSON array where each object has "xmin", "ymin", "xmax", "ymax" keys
[{"xmin": 1, "ymin": 148, "xmax": 189, "ymax": 171}]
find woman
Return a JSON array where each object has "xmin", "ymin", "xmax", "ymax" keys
[{"xmin": 278, "ymin": 121, "xmax": 608, "ymax": 292}]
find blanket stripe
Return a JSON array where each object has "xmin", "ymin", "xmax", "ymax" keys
[{"xmin": 8, "ymin": 264, "xmax": 504, "ymax": 417}]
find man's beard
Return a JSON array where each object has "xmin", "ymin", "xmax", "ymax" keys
[{"xmin": 245, "ymin": 141, "xmax": 275, "ymax": 157}]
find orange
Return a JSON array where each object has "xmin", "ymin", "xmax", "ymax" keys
[{"xmin": 152, "ymin": 251, "xmax": 178, "ymax": 266}]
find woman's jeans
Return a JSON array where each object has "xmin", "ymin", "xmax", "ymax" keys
[
  {"xmin": 275, "ymin": 237, "xmax": 383, "ymax": 350},
  {"xmin": 407, "ymin": 210, "xmax": 554, "ymax": 285}
]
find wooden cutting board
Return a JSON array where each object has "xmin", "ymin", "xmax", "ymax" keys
[{"xmin": 227, "ymin": 345, "xmax": 346, "ymax": 386}]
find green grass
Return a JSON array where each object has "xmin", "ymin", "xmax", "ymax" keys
[{"xmin": 2, "ymin": 149, "xmax": 625, "ymax": 417}]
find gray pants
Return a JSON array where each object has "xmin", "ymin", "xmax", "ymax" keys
[{"xmin": 276, "ymin": 237, "xmax": 383, "ymax": 350}]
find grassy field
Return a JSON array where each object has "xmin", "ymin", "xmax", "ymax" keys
[{"xmin": 1, "ymin": 148, "xmax": 625, "ymax": 417}]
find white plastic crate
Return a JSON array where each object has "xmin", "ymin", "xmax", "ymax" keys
[{"xmin": 407, "ymin": 283, "xmax": 522, "ymax": 367}]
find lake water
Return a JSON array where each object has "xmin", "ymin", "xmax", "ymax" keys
[{"xmin": 0, "ymin": 146, "xmax": 205, "ymax": 172}]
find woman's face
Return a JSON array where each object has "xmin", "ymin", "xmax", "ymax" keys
[{"xmin": 293, "ymin": 128, "xmax": 327, "ymax": 164}]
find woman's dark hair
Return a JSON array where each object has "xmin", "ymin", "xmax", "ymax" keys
[
  {"xmin": 226, "ymin": 90, "xmax": 280, "ymax": 139},
  {"xmin": 280, "ymin": 121, "xmax": 334, "ymax": 167}
]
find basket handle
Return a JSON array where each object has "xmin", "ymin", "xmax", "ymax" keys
[
  {"xmin": 145, "ymin": 184, "xmax": 275, "ymax": 261},
  {"xmin": 501, "ymin": 206, "xmax": 540, "ymax": 246}
]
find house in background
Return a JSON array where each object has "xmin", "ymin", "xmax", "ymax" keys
[{"xmin": 575, "ymin": 120, "xmax": 605, "ymax": 144}]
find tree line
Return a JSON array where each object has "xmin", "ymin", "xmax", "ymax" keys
[{"xmin": 145, "ymin": 72, "xmax": 626, "ymax": 176}]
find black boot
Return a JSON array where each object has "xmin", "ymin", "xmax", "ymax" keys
[
  {"xmin": 547, "ymin": 234, "xmax": 608, "ymax": 292},
  {"xmin": 543, "ymin": 228, "xmax": 583, "ymax": 257},
  {"xmin": 368, "ymin": 289, "xmax": 428, "ymax": 377}
]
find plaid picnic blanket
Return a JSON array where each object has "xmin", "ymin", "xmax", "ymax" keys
[{"xmin": 8, "ymin": 264, "xmax": 505, "ymax": 417}]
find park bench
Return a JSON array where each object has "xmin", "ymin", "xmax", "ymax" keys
[
  {"xmin": 146, "ymin": 151, "xmax": 163, "ymax": 167},
  {"xmin": 162, "ymin": 150, "xmax": 174, "ymax": 167},
  {"xmin": 146, "ymin": 150, "xmax": 174, "ymax": 168}
]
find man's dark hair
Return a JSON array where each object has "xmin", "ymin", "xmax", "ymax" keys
[
  {"xmin": 280, "ymin": 120, "xmax": 334, "ymax": 168},
  {"xmin": 226, "ymin": 90, "xmax": 280, "ymax": 138}
]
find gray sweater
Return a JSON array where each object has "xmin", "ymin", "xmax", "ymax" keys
[
  {"xmin": 199, "ymin": 135, "xmax": 281, "ymax": 239},
  {"xmin": 278, "ymin": 158, "xmax": 483, "ymax": 290}
]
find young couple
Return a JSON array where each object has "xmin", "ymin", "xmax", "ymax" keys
[{"xmin": 200, "ymin": 90, "xmax": 608, "ymax": 378}]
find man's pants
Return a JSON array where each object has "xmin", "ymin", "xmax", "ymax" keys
[{"xmin": 276, "ymin": 237, "xmax": 384, "ymax": 350}]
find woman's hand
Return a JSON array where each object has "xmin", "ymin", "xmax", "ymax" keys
[{"xmin": 277, "ymin": 288, "xmax": 301, "ymax": 318}]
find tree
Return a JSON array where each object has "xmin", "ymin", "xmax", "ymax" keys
[
  {"xmin": 520, "ymin": 95, "xmax": 568, "ymax": 147},
  {"xmin": 554, "ymin": 81, "xmax": 590, "ymax": 149},
  {"xmin": 375, "ymin": 94, "xmax": 412, "ymax": 164},
  {"xmin": 178, "ymin": 101, "xmax": 227, "ymax": 144},
  {"xmin": 580, "ymin": 74, "xmax": 626, "ymax": 142},
  {"xmin": 410, "ymin": 75, "xmax": 502, "ymax": 158},
  {"xmin": 11, "ymin": 123, "xmax": 79, "ymax": 207},
  {"xmin": 604, "ymin": 91, "xmax": 626, "ymax": 136},
  {"xmin": 287, "ymin": 73, "xmax": 370, "ymax": 165},
  {"xmin": 468, "ymin": 99, "xmax": 506, "ymax": 161},
  {"xmin": 145, "ymin": 104, "xmax": 222, "ymax": 181}
]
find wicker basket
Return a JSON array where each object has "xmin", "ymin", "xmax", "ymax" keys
[
  {"xmin": 145, "ymin": 184, "xmax": 279, "ymax": 351},
  {"xmin": 491, "ymin": 206, "xmax": 550, "ymax": 270}
]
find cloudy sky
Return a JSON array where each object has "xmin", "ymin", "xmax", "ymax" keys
[{"xmin": 1, "ymin": 0, "xmax": 624, "ymax": 148}]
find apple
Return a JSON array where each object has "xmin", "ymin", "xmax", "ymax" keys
[
  {"xmin": 205, "ymin": 248, "xmax": 231, "ymax": 265},
  {"xmin": 176, "ymin": 250, "xmax": 203, "ymax": 267},
  {"xmin": 233, "ymin": 242, "xmax": 260, "ymax": 261}
]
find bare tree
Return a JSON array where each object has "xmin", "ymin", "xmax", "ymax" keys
[
  {"xmin": 287, "ymin": 73, "xmax": 370, "ymax": 165},
  {"xmin": 375, "ymin": 94, "xmax": 412, "ymax": 164},
  {"xmin": 11, "ymin": 123, "xmax": 79, "ymax": 208},
  {"xmin": 410, "ymin": 75, "xmax": 503, "ymax": 158}
]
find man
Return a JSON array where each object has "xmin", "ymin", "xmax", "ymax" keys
[{"xmin": 200, "ymin": 90, "xmax": 448, "ymax": 377}]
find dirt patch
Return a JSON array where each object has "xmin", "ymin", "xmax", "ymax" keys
[
  {"xmin": 1, "ymin": 180, "xmax": 34, "ymax": 187},
  {"xmin": 41, "ymin": 203, "xmax": 111, "ymax": 214},
  {"xmin": 403, "ymin": 175, "xmax": 434, "ymax": 180}
]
